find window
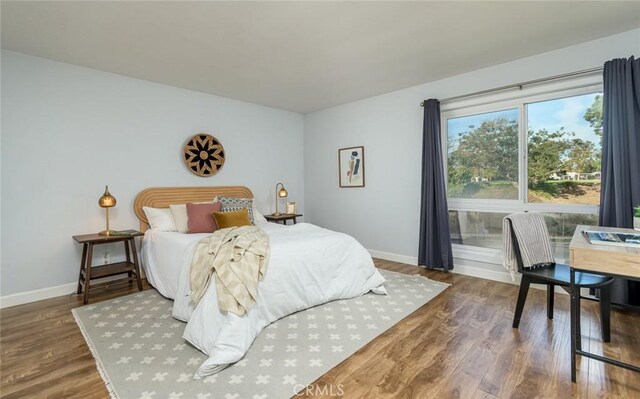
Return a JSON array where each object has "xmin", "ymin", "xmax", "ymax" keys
[
  {"xmin": 443, "ymin": 80, "xmax": 602, "ymax": 262},
  {"xmin": 527, "ymin": 93, "xmax": 602, "ymax": 205},
  {"xmin": 447, "ymin": 109, "xmax": 519, "ymax": 199},
  {"xmin": 449, "ymin": 210, "xmax": 598, "ymax": 260},
  {"xmin": 449, "ymin": 210, "xmax": 507, "ymax": 250},
  {"xmin": 542, "ymin": 212, "xmax": 599, "ymax": 259}
]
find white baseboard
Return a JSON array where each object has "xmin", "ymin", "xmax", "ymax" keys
[
  {"xmin": 0, "ymin": 282, "xmax": 79, "ymax": 309},
  {"xmin": 369, "ymin": 248, "xmax": 516, "ymax": 284},
  {"xmin": 367, "ymin": 249, "xmax": 418, "ymax": 267},
  {"xmin": 368, "ymin": 248, "xmax": 568, "ymax": 294},
  {"xmin": 369, "ymin": 248, "xmax": 512, "ymax": 279},
  {"xmin": 0, "ymin": 275, "xmax": 128, "ymax": 309},
  {"xmin": 452, "ymin": 263, "xmax": 519, "ymax": 285},
  {"xmin": 1, "ymin": 248, "xmax": 569, "ymax": 309}
]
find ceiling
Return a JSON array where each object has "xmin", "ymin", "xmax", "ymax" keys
[{"xmin": 2, "ymin": 1, "xmax": 640, "ymax": 113}]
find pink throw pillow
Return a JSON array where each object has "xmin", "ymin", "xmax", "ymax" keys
[{"xmin": 187, "ymin": 202, "xmax": 222, "ymax": 233}]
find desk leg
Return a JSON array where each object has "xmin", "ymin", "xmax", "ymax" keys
[
  {"xmin": 600, "ymin": 286, "xmax": 611, "ymax": 342},
  {"xmin": 77, "ymin": 243, "xmax": 88, "ymax": 294},
  {"xmin": 570, "ymin": 267, "xmax": 577, "ymax": 382},
  {"xmin": 129, "ymin": 237, "xmax": 143, "ymax": 291},
  {"xmin": 293, "ymin": 218, "xmax": 297, "ymax": 225},
  {"xmin": 83, "ymin": 243, "xmax": 94, "ymax": 305}
]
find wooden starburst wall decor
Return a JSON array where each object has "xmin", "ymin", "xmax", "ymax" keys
[{"xmin": 183, "ymin": 134, "xmax": 225, "ymax": 177}]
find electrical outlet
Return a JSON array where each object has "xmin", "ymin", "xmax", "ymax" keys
[{"xmin": 104, "ymin": 251, "xmax": 110, "ymax": 264}]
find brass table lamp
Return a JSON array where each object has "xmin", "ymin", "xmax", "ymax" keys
[
  {"xmin": 272, "ymin": 183, "xmax": 288, "ymax": 216},
  {"xmin": 98, "ymin": 185, "xmax": 117, "ymax": 236}
]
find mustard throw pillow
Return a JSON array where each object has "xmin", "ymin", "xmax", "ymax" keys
[{"xmin": 212, "ymin": 209, "xmax": 252, "ymax": 228}]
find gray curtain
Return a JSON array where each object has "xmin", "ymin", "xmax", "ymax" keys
[
  {"xmin": 599, "ymin": 56, "xmax": 640, "ymax": 306},
  {"xmin": 418, "ymin": 99, "xmax": 454, "ymax": 271}
]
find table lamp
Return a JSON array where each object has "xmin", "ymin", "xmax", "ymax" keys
[
  {"xmin": 98, "ymin": 185, "xmax": 117, "ymax": 236},
  {"xmin": 273, "ymin": 183, "xmax": 288, "ymax": 216}
]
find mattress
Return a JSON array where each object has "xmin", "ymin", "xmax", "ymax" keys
[{"xmin": 141, "ymin": 222, "xmax": 286, "ymax": 300}]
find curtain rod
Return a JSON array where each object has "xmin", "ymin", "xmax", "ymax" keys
[{"xmin": 420, "ymin": 66, "xmax": 603, "ymax": 107}]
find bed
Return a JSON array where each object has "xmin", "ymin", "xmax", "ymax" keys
[{"xmin": 134, "ymin": 186, "xmax": 386, "ymax": 378}]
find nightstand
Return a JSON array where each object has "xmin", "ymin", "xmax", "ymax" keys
[
  {"xmin": 264, "ymin": 213, "xmax": 303, "ymax": 225},
  {"xmin": 72, "ymin": 232, "xmax": 144, "ymax": 304}
]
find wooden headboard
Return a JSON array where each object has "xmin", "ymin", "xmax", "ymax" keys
[{"xmin": 134, "ymin": 186, "xmax": 254, "ymax": 232}]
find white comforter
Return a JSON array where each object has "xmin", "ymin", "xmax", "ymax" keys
[{"xmin": 142, "ymin": 222, "xmax": 386, "ymax": 378}]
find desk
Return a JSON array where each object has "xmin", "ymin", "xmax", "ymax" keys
[{"xmin": 569, "ymin": 225, "xmax": 640, "ymax": 382}]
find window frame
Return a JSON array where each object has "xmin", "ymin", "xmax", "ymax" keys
[{"xmin": 441, "ymin": 75, "xmax": 603, "ymax": 262}]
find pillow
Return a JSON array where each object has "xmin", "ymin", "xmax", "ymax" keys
[
  {"xmin": 218, "ymin": 197, "xmax": 255, "ymax": 224},
  {"xmin": 212, "ymin": 209, "xmax": 252, "ymax": 229},
  {"xmin": 252, "ymin": 207, "xmax": 268, "ymax": 226},
  {"xmin": 170, "ymin": 201, "xmax": 214, "ymax": 233},
  {"xmin": 142, "ymin": 207, "xmax": 177, "ymax": 232},
  {"xmin": 169, "ymin": 204, "xmax": 189, "ymax": 233},
  {"xmin": 187, "ymin": 202, "xmax": 222, "ymax": 233}
]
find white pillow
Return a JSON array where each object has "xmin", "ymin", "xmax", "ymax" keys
[
  {"xmin": 143, "ymin": 206, "xmax": 177, "ymax": 231},
  {"xmin": 169, "ymin": 204, "xmax": 189, "ymax": 233},
  {"xmin": 253, "ymin": 207, "xmax": 268, "ymax": 226}
]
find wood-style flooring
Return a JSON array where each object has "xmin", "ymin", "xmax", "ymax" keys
[{"xmin": 1, "ymin": 259, "xmax": 639, "ymax": 398}]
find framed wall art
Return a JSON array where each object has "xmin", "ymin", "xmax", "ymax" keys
[{"xmin": 338, "ymin": 146, "xmax": 365, "ymax": 188}]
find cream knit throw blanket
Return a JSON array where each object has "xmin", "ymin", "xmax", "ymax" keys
[
  {"xmin": 190, "ymin": 226, "xmax": 270, "ymax": 316},
  {"xmin": 503, "ymin": 212, "xmax": 555, "ymax": 280}
]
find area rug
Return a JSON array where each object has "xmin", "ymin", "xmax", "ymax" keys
[{"xmin": 72, "ymin": 268, "xmax": 448, "ymax": 399}]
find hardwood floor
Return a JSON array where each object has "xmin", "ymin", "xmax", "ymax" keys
[
  {"xmin": 1, "ymin": 260, "xmax": 639, "ymax": 398},
  {"xmin": 1, "ymin": 279, "xmax": 153, "ymax": 399}
]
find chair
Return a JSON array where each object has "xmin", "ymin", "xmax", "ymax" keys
[{"xmin": 508, "ymin": 220, "xmax": 614, "ymax": 347}]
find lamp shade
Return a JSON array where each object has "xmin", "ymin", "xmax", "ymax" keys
[
  {"xmin": 278, "ymin": 186, "xmax": 288, "ymax": 198},
  {"xmin": 98, "ymin": 185, "xmax": 116, "ymax": 208}
]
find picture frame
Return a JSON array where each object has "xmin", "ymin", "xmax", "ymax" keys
[
  {"xmin": 286, "ymin": 202, "xmax": 296, "ymax": 215},
  {"xmin": 338, "ymin": 146, "xmax": 365, "ymax": 188}
]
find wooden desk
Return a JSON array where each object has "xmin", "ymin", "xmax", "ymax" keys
[
  {"xmin": 568, "ymin": 225, "xmax": 640, "ymax": 381},
  {"xmin": 570, "ymin": 225, "xmax": 640, "ymax": 278}
]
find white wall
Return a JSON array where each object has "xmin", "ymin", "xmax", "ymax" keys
[
  {"xmin": 2, "ymin": 28, "xmax": 639, "ymax": 305},
  {"xmin": 303, "ymin": 29, "xmax": 640, "ymax": 278},
  {"xmin": 1, "ymin": 51, "xmax": 304, "ymax": 300}
]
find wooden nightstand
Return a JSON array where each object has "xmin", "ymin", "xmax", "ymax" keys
[
  {"xmin": 72, "ymin": 232, "xmax": 144, "ymax": 304},
  {"xmin": 264, "ymin": 213, "xmax": 303, "ymax": 225}
]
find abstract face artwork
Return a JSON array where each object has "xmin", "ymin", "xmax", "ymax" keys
[{"xmin": 338, "ymin": 146, "xmax": 365, "ymax": 187}]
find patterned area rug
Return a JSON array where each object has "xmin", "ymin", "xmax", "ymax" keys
[{"xmin": 73, "ymin": 269, "xmax": 448, "ymax": 399}]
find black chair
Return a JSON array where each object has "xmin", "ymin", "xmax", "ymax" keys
[{"xmin": 508, "ymin": 220, "xmax": 614, "ymax": 347}]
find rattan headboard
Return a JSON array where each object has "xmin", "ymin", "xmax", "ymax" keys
[{"xmin": 134, "ymin": 186, "xmax": 254, "ymax": 232}]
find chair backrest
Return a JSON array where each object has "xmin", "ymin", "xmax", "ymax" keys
[
  {"xmin": 507, "ymin": 218, "xmax": 556, "ymax": 273},
  {"xmin": 507, "ymin": 219, "xmax": 526, "ymax": 274}
]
